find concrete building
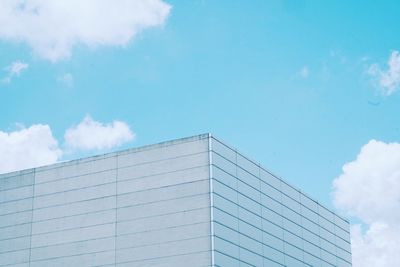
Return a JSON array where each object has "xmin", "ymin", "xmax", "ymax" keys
[{"xmin": 0, "ymin": 134, "xmax": 351, "ymax": 266}]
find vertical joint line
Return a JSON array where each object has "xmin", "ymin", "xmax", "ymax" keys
[
  {"xmin": 258, "ymin": 164, "xmax": 265, "ymax": 267},
  {"xmin": 114, "ymin": 155, "xmax": 118, "ymax": 266},
  {"xmin": 28, "ymin": 169, "xmax": 36, "ymax": 267},
  {"xmin": 235, "ymin": 149, "xmax": 240, "ymax": 261},
  {"xmin": 208, "ymin": 135, "xmax": 215, "ymax": 267}
]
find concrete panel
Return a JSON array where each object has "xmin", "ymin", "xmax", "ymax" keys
[
  {"xmin": 301, "ymin": 205, "xmax": 319, "ymax": 224},
  {"xmin": 304, "ymin": 241, "xmax": 321, "ymax": 258},
  {"xmin": 30, "ymin": 236, "xmax": 115, "ymax": 261},
  {"xmin": 260, "ymin": 181, "xmax": 282, "ymax": 203},
  {"xmin": 31, "ymin": 222, "xmax": 115, "ymax": 248},
  {"xmin": 117, "ymin": 152, "xmax": 208, "ymax": 182},
  {"xmin": 280, "ymin": 182, "xmax": 300, "ymax": 202},
  {"xmin": 284, "ymin": 254, "xmax": 305, "ymax": 267},
  {"xmin": 35, "ymin": 156, "xmax": 116, "ymax": 184},
  {"xmin": 239, "ymin": 233, "xmax": 263, "ymax": 257},
  {"xmin": 262, "ymin": 249, "xmax": 285, "ymax": 267},
  {"xmin": 117, "ymin": 207, "xmax": 210, "ymax": 236},
  {"xmin": 213, "ymin": 207, "xmax": 238, "ymax": 231},
  {"xmin": 337, "ymin": 248, "xmax": 352, "ymax": 263},
  {"xmin": 334, "ymin": 215, "xmax": 350, "ymax": 233},
  {"xmin": 335, "ymin": 235, "xmax": 351, "ymax": 253},
  {"xmin": 213, "ymin": 221, "xmax": 239, "ymax": 244},
  {"xmin": 239, "ymin": 220, "xmax": 262, "ymax": 246},
  {"xmin": 237, "ymin": 153, "xmax": 259, "ymax": 178},
  {"xmin": 210, "ymin": 137, "xmax": 236, "ymax": 163},
  {"xmin": 0, "ymin": 171, "xmax": 34, "ymax": 191},
  {"xmin": 212, "ymin": 166, "xmax": 237, "ymax": 191},
  {"xmin": 0, "ymin": 236, "xmax": 30, "ymax": 253},
  {"xmin": 262, "ymin": 231, "xmax": 283, "ymax": 251},
  {"xmin": 320, "ymin": 248, "xmax": 337, "ymax": 266},
  {"xmin": 212, "ymin": 180, "xmax": 237, "ymax": 204},
  {"xmin": 0, "ymin": 249, "xmax": 30, "ymax": 266},
  {"xmin": 117, "ymin": 165, "xmax": 209, "ymax": 195},
  {"xmin": 259, "ymin": 168, "xmax": 281, "ymax": 190},
  {"xmin": 0, "ymin": 186, "xmax": 33, "ymax": 203},
  {"xmin": 116, "ymin": 236, "xmax": 210, "ymax": 263},
  {"xmin": 302, "ymin": 227, "xmax": 319, "ymax": 245},
  {"xmin": 0, "ymin": 197, "xmax": 33, "ymax": 216},
  {"xmin": 0, "ymin": 223, "xmax": 31, "ymax": 240},
  {"xmin": 34, "ymin": 169, "xmax": 116, "ymax": 196},
  {"xmin": 33, "ymin": 183, "xmax": 116, "ymax": 209},
  {"xmin": 0, "ymin": 210, "xmax": 32, "ymax": 228},
  {"xmin": 32, "ymin": 209, "xmax": 116, "ymax": 235},
  {"xmin": 214, "ymin": 236, "xmax": 239, "ymax": 259},
  {"xmin": 213, "ymin": 193, "xmax": 238, "ymax": 218},
  {"xmin": 30, "ymin": 250, "xmax": 115, "ymax": 267},
  {"xmin": 214, "ymin": 251, "xmax": 240, "ymax": 267},
  {"xmin": 117, "ymin": 179, "xmax": 209, "ymax": 208},
  {"xmin": 116, "ymin": 222, "xmax": 210, "ymax": 250},
  {"xmin": 240, "ymin": 247, "xmax": 264, "ymax": 267},
  {"xmin": 117, "ymin": 194, "xmax": 209, "ymax": 222},
  {"xmin": 117, "ymin": 138, "xmax": 209, "ymax": 168},
  {"xmin": 116, "ymin": 251, "xmax": 211, "ymax": 267},
  {"xmin": 32, "ymin": 195, "xmax": 115, "ymax": 221},
  {"xmin": 211, "ymin": 152, "xmax": 236, "ymax": 177}
]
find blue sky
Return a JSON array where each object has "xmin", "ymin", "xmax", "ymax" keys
[{"xmin": 1, "ymin": 1, "xmax": 400, "ymax": 265}]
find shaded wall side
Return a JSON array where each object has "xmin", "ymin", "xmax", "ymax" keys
[{"xmin": 210, "ymin": 137, "xmax": 351, "ymax": 267}]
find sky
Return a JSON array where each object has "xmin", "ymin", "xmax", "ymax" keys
[{"xmin": 1, "ymin": 1, "xmax": 400, "ymax": 266}]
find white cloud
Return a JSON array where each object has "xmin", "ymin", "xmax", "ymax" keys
[
  {"xmin": 0, "ymin": 115, "xmax": 135, "ymax": 174},
  {"xmin": 350, "ymin": 223, "xmax": 400, "ymax": 267},
  {"xmin": 7, "ymin": 61, "xmax": 29, "ymax": 76},
  {"xmin": 64, "ymin": 115, "xmax": 135, "ymax": 151},
  {"xmin": 368, "ymin": 50, "xmax": 400, "ymax": 95},
  {"xmin": 1, "ymin": 60, "xmax": 29, "ymax": 83},
  {"xmin": 57, "ymin": 73, "xmax": 74, "ymax": 87},
  {"xmin": 0, "ymin": 0, "xmax": 171, "ymax": 62},
  {"xmin": 0, "ymin": 124, "xmax": 62, "ymax": 174},
  {"xmin": 333, "ymin": 140, "xmax": 400, "ymax": 267}
]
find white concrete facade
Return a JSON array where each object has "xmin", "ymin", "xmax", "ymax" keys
[{"xmin": 0, "ymin": 134, "xmax": 351, "ymax": 266}]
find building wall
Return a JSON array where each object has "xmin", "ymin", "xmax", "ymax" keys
[
  {"xmin": 0, "ymin": 135, "xmax": 212, "ymax": 267},
  {"xmin": 0, "ymin": 134, "xmax": 352, "ymax": 267},
  {"xmin": 210, "ymin": 137, "xmax": 352, "ymax": 267}
]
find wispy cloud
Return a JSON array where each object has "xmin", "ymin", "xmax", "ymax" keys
[
  {"xmin": 367, "ymin": 50, "xmax": 400, "ymax": 95},
  {"xmin": 57, "ymin": 73, "xmax": 74, "ymax": 87},
  {"xmin": 1, "ymin": 61, "xmax": 29, "ymax": 83},
  {"xmin": 297, "ymin": 65, "xmax": 309, "ymax": 79},
  {"xmin": 333, "ymin": 140, "xmax": 400, "ymax": 267},
  {"xmin": 0, "ymin": 0, "xmax": 171, "ymax": 62}
]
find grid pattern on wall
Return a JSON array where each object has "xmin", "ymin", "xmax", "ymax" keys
[
  {"xmin": 0, "ymin": 135, "xmax": 212, "ymax": 267},
  {"xmin": 0, "ymin": 134, "xmax": 351, "ymax": 267},
  {"xmin": 209, "ymin": 137, "xmax": 352, "ymax": 267}
]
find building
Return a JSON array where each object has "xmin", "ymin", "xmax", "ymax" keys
[{"xmin": 0, "ymin": 134, "xmax": 351, "ymax": 266}]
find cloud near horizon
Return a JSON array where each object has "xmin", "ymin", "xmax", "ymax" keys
[
  {"xmin": 0, "ymin": 116, "xmax": 135, "ymax": 174},
  {"xmin": 0, "ymin": 0, "xmax": 171, "ymax": 62},
  {"xmin": 333, "ymin": 140, "xmax": 400, "ymax": 267},
  {"xmin": 0, "ymin": 124, "xmax": 62, "ymax": 174}
]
